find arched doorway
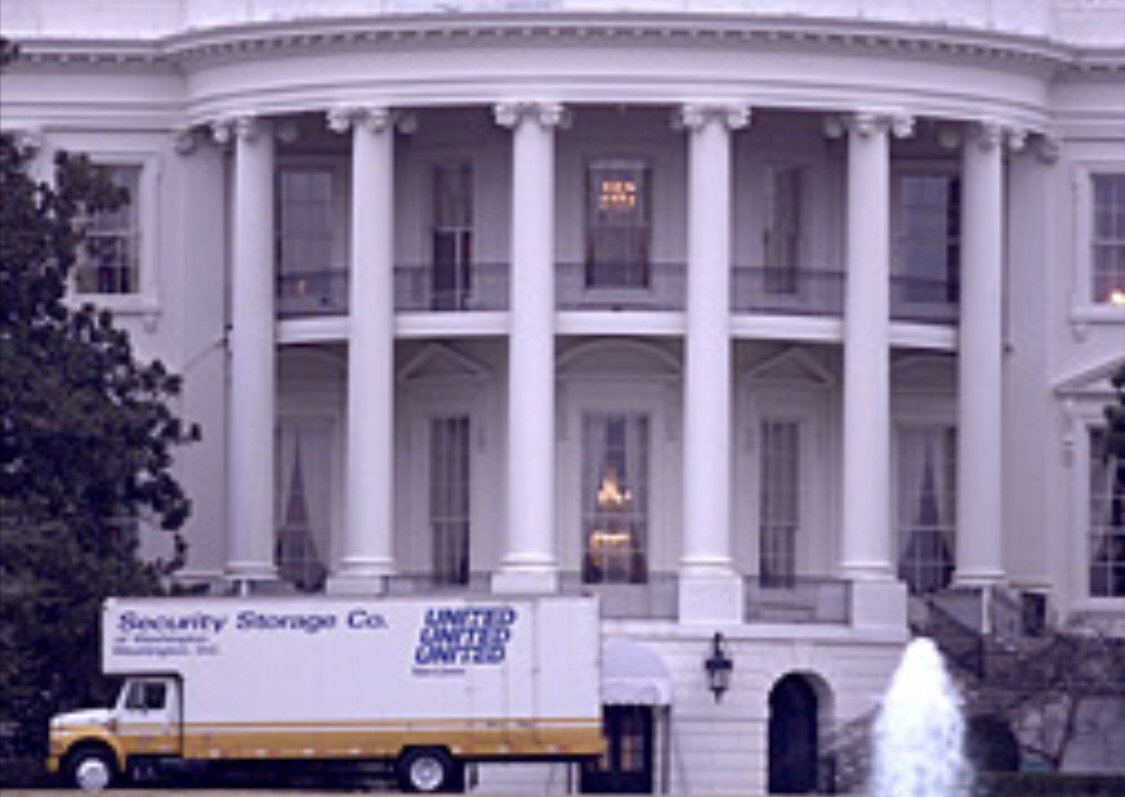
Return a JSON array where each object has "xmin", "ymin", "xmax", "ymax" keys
[{"xmin": 768, "ymin": 674, "xmax": 820, "ymax": 794}]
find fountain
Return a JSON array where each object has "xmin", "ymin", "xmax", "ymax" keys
[{"xmin": 869, "ymin": 637, "xmax": 973, "ymax": 797}]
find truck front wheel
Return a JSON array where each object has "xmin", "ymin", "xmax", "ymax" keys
[
  {"xmin": 396, "ymin": 747, "xmax": 460, "ymax": 793},
  {"xmin": 65, "ymin": 746, "xmax": 118, "ymax": 791}
]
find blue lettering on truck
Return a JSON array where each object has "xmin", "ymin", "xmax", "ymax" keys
[{"xmin": 413, "ymin": 606, "xmax": 516, "ymax": 673}]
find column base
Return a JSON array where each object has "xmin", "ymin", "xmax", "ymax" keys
[
  {"xmin": 326, "ymin": 557, "xmax": 394, "ymax": 595},
  {"xmin": 678, "ymin": 563, "xmax": 743, "ymax": 624},
  {"xmin": 225, "ymin": 561, "xmax": 277, "ymax": 595},
  {"xmin": 953, "ymin": 569, "xmax": 1006, "ymax": 588},
  {"xmin": 849, "ymin": 578, "xmax": 908, "ymax": 634},
  {"xmin": 491, "ymin": 567, "xmax": 558, "ymax": 595}
]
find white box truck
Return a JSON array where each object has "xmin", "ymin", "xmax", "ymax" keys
[{"xmin": 47, "ymin": 595, "xmax": 604, "ymax": 792}]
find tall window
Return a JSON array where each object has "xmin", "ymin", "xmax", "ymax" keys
[
  {"xmin": 760, "ymin": 420, "xmax": 800, "ymax": 587},
  {"xmin": 582, "ymin": 414, "xmax": 649, "ymax": 584},
  {"xmin": 763, "ymin": 166, "xmax": 802, "ymax": 295},
  {"xmin": 896, "ymin": 426, "xmax": 957, "ymax": 595},
  {"xmin": 430, "ymin": 416, "xmax": 471, "ymax": 585},
  {"xmin": 276, "ymin": 167, "xmax": 336, "ymax": 273},
  {"xmin": 893, "ymin": 173, "xmax": 961, "ymax": 304},
  {"xmin": 1091, "ymin": 174, "xmax": 1125, "ymax": 306},
  {"xmin": 431, "ymin": 162, "xmax": 473, "ymax": 310},
  {"xmin": 1089, "ymin": 429, "xmax": 1125, "ymax": 597},
  {"xmin": 585, "ymin": 159, "xmax": 651, "ymax": 288},
  {"xmin": 276, "ymin": 421, "xmax": 334, "ymax": 592},
  {"xmin": 75, "ymin": 164, "xmax": 141, "ymax": 295}
]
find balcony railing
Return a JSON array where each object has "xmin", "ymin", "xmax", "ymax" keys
[
  {"xmin": 890, "ymin": 275, "xmax": 960, "ymax": 324},
  {"xmin": 744, "ymin": 576, "xmax": 851, "ymax": 624},
  {"xmin": 395, "ymin": 262, "xmax": 510, "ymax": 312},
  {"xmin": 556, "ymin": 262, "xmax": 686, "ymax": 311},
  {"xmin": 277, "ymin": 269, "xmax": 349, "ymax": 318},
  {"xmin": 559, "ymin": 570, "xmax": 679, "ymax": 620},
  {"xmin": 731, "ymin": 266, "xmax": 845, "ymax": 316}
]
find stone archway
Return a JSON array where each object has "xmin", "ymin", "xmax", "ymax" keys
[{"xmin": 768, "ymin": 673, "xmax": 820, "ymax": 794}]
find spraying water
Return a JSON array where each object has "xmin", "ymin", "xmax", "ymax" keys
[{"xmin": 868, "ymin": 637, "xmax": 972, "ymax": 797}]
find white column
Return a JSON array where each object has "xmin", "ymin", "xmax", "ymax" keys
[
  {"xmin": 834, "ymin": 113, "xmax": 912, "ymax": 631},
  {"xmin": 837, "ymin": 112, "xmax": 901, "ymax": 582},
  {"xmin": 493, "ymin": 102, "xmax": 567, "ymax": 593},
  {"xmin": 329, "ymin": 107, "xmax": 398, "ymax": 593},
  {"xmin": 955, "ymin": 121, "xmax": 1007, "ymax": 587},
  {"xmin": 215, "ymin": 116, "xmax": 277, "ymax": 586},
  {"xmin": 677, "ymin": 104, "xmax": 748, "ymax": 623}
]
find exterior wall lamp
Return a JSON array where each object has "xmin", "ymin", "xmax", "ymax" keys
[{"xmin": 704, "ymin": 632, "xmax": 733, "ymax": 703}]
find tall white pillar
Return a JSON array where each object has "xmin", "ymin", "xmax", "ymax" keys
[
  {"xmin": 677, "ymin": 104, "xmax": 748, "ymax": 623},
  {"xmin": 216, "ymin": 116, "xmax": 277, "ymax": 586},
  {"xmin": 493, "ymin": 101, "xmax": 567, "ymax": 594},
  {"xmin": 955, "ymin": 121, "xmax": 1007, "ymax": 587},
  {"xmin": 836, "ymin": 112, "xmax": 909, "ymax": 630},
  {"xmin": 328, "ymin": 107, "xmax": 398, "ymax": 593},
  {"xmin": 839, "ymin": 112, "xmax": 895, "ymax": 580}
]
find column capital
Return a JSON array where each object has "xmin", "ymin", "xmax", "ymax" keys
[
  {"xmin": 965, "ymin": 120, "xmax": 1005, "ymax": 151},
  {"xmin": 1033, "ymin": 132, "xmax": 1060, "ymax": 164},
  {"xmin": 174, "ymin": 128, "xmax": 198, "ymax": 156},
  {"xmin": 824, "ymin": 112, "xmax": 913, "ymax": 139},
  {"xmin": 492, "ymin": 101, "xmax": 572, "ymax": 130},
  {"xmin": 211, "ymin": 115, "xmax": 268, "ymax": 145},
  {"xmin": 327, "ymin": 106, "xmax": 416, "ymax": 135},
  {"xmin": 675, "ymin": 103, "xmax": 751, "ymax": 132}
]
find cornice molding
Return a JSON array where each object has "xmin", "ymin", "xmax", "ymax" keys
[{"xmin": 12, "ymin": 12, "xmax": 1119, "ymax": 77}]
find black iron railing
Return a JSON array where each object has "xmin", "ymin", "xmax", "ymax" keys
[
  {"xmin": 731, "ymin": 266, "xmax": 845, "ymax": 316},
  {"xmin": 556, "ymin": 262, "xmax": 686, "ymax": 311},
  {"xmin": 394, "ymin": 261, "xmax": 509, "ymax": 312}
]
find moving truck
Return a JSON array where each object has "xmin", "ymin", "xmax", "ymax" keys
[{"xmin": 47, "ymin": 595, "xmax": 604, "ymax": 791}]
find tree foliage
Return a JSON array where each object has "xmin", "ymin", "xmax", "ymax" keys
[{"xmin": 0, "ymin": 40, "xmax": 197, "ymax": 772}]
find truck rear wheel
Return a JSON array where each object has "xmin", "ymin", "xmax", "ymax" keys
[
  {"xmin": 65, "ymin": 746, "xmax": 118, "ymax": 791},
  {"xmin": 396, "ymin": 747, "xmax": 460, "ymax": 793}
]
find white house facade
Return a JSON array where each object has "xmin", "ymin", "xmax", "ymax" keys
[{"xmin": 1, "ymin": 0, "xmax": 1123, "ymax": 792}]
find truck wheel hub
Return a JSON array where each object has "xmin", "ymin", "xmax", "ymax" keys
[{"xmin": 75, "ymin": 758, "xmax": 111, "ymax": 791}]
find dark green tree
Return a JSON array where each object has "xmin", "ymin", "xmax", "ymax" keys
[{"xmin": 0, "ymin": 38, "xmax": 197, "ymax": 779}]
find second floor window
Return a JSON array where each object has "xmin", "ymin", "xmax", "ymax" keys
[
  {"xmin": 893, "ymin": 172, "xmax": 961, "ymax": 305},
  {"xmin": 75, "ymin": 163, "xmax": 141, "ymax": 295},
  {"xmin": 276, "ymin": 167, "xmax": 337, "ymax": 273},
  {"xmin": 431, "ymin": 162, "xmax": 473, "ymax": 310},
  {"xmin": 585, "ymin": 159, "xmax": 651, "ymax": 289},
  {"xmin": 763, "ymin": 166, "xmax": 803, "ymax": 295},
  {"xmin": 1091, "ymin": 173, "xmax": 1125, "ymax": 306}
]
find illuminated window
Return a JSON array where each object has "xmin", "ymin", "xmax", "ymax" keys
[
  {"xmin": 1091, "ymin": 174, "xmax": 1125, "ymax": 306},
  {"xmin": 1089, "ymin": 429, "xmax": 1125, "ymax": 597},
  {"xmin": 74, "ymin": 164, "xmax": 141, "ymax": 295},
  {"xmin": 582, "ymin": 413, "xmax": 649, "ymax": 584},
  {"xmin": 585, "ymin": 159, "xmax": 651, "ymax": 288}
]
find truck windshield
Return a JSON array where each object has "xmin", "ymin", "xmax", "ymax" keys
[{"xmin": 124, "ymin": 680, "xmax": 167, "ymax": 711}]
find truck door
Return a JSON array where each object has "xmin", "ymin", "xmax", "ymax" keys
[{"xmin": 116, "ymin": 677, "xmax": 182, "ymax": 759}]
